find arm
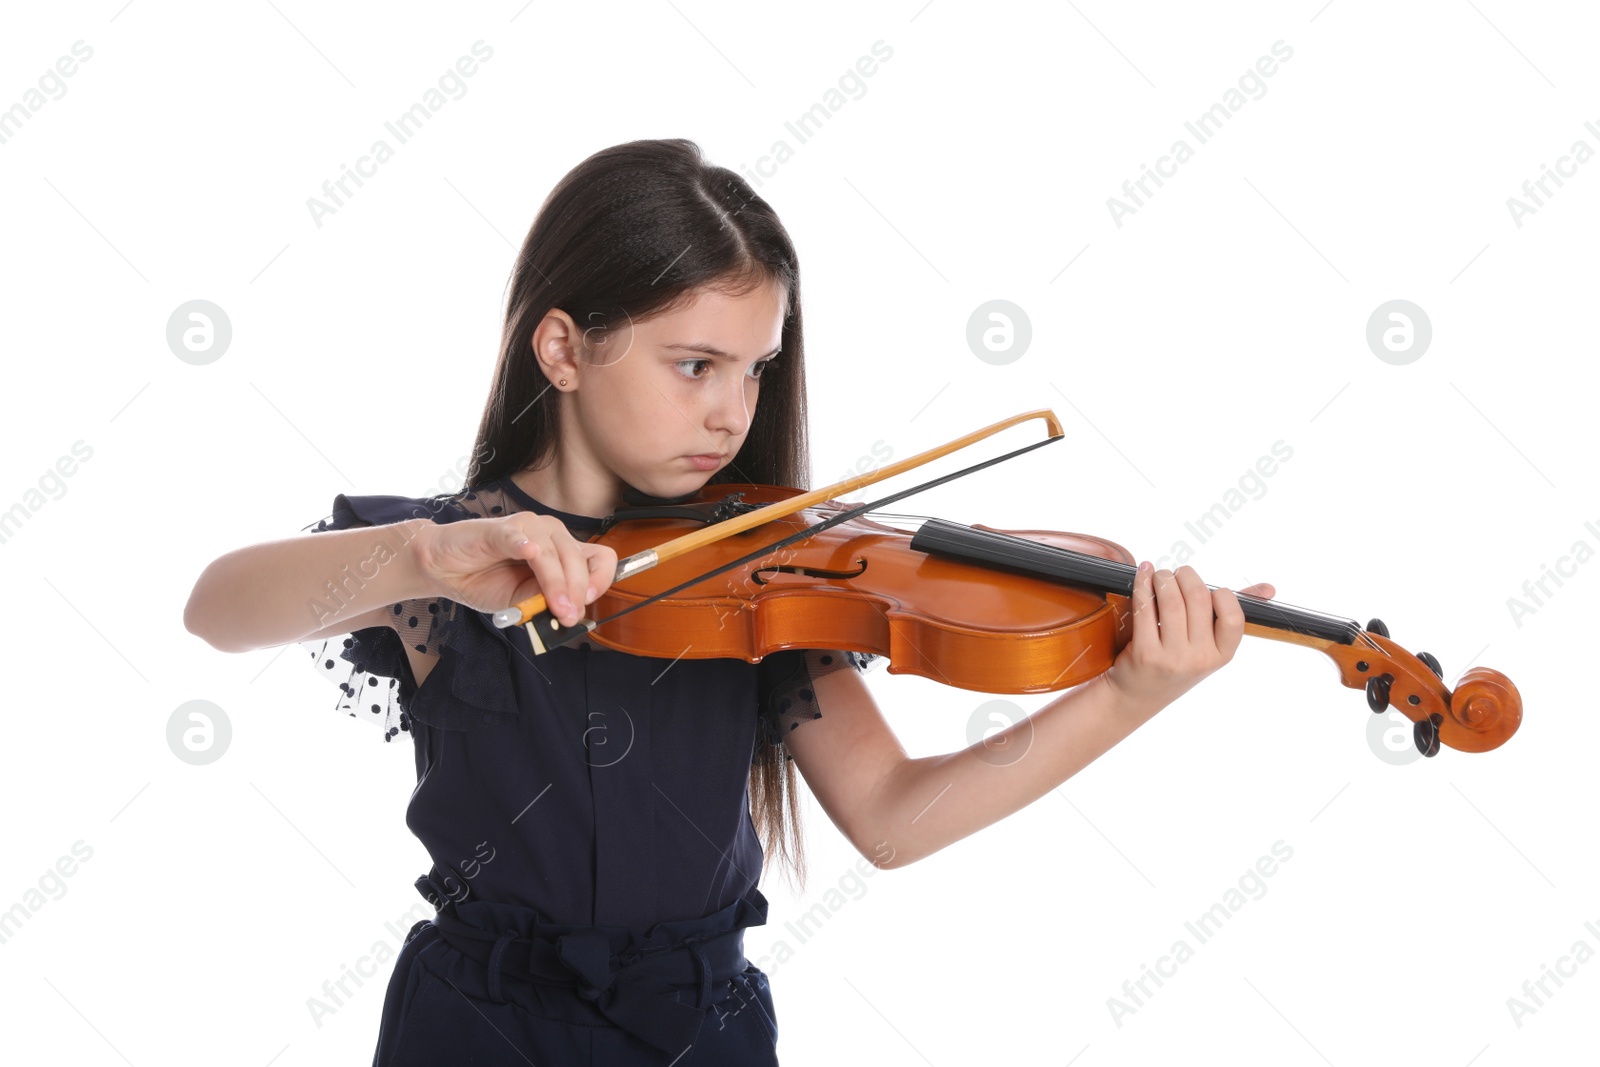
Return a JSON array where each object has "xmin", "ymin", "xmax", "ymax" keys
[
  {"xmin": 878, "ymin": 672, "xmax": 1156, "ymax": 869},
  {"xmin": 786, "ymin": 564, "xmax": 1276, "ymax": 870},
  {"xmin": 184, "ymin": 518, "xmax": 436, "ymax": 654},
  {"xmin": 788, "ymin": 668, "xmax": 1154, "ymax": 870},
  {"xmin": 186, "ymin": 507, "xmax": 617, "ymax": 655}
]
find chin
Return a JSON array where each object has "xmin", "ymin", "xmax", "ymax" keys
[{"xmin": 623, "ymin": 469, "xmax": 714, "ymax": 504}]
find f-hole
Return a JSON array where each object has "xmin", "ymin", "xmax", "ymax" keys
[{"xmin": 751, "ymin": 558, "xmax": 868, "ymax": 585}]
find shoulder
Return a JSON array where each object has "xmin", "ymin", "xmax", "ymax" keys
[{"xmin": 313, "ymin": 489, "xmax": 486, "ymax": 533}]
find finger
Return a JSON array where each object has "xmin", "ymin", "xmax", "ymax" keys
[
  {"xmin": 1238, "ymin": 582, "xmax": 1275, "ymax": 600},
  {"xmin": 506, "ymin": 527, "xmax": 544, "ymax": 602},
  {"xmin": 1213, "ymin": 587, "xmax": 1246, "ymax": 660},
  {"xmin": 1152, "ymin": 567, "xmax": 1185, "ymax": 651},
  {"xmin": 582, "ymin": 544, "xmax": 619, "ymax": 603},
  {"xmin": 1129, "ymin": 561, "xmax": 1158, "ymax": 650},
  {"xmin": 503, "ymin": 517, "xmax": 563, "ymax": 614},
  {"xmin": 523, "ymin": 533, "xmax": 578, "ymax": 623},
  {"xmin": 1174, "ymin": 566, "xmax": 1214, "ymax": 653},
  {"xmin": 548, "ymin": 532, "xmax": 595, "ymax": 625}
]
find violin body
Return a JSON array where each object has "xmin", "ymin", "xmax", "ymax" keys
[{"xmin": 576, "ymin": 483, "xmax": 1140, "ymax": 694}]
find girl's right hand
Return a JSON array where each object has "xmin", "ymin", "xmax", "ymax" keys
[{"xmin": 414, "ymin": 514, "xmax": 619, "ymax": 626}]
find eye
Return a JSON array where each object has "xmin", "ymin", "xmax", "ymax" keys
[
  {"xmin": 747, "ymin": 357, "xmax": 777, "ymax": 380},
  {"xmin": 673, "ymin": 358, "xmax": 712, "ymax": 380}
]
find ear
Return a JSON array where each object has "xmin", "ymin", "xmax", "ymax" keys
[{"xmin": 529, "ymin": 308, "xmax": 585, "ymax": 389}]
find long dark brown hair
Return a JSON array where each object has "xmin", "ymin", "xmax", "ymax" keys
[{"xmin": 464, "ymin": 138, "xmax": 817, "ymax": 892}]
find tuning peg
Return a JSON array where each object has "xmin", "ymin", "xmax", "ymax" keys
[
  {"xmin": 1366, "ymin": 617, "xmax": 1390, "ymax": 638},
  {"xmin": 1417, "ymin": 651, "xmax": 1444, "ymax": 679},
  {"xmin": 1366, "ymin": 672, "xmax": 1393, "ymax": 713},
  {"xmin": 1414, "ymin": 713, "xmax": 1442, "ymax": 757}
]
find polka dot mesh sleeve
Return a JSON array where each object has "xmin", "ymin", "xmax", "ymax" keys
[
  {"xmin": 300, "ymin": 598, "xmax": 443, "ymax": 742},
  {"xmin": 298, "ymin": 509, "xmax": 437, "ymax": 742},
  {"xmin": 297, "ymin": 484, "xmax": 579, "ymax": 741},
  {"xmin": 753, "ymin": 648, "xmax": 879, "ymax": 764},
  {"xmin": 295, "ymin": 490, "xmax": 473, "ymax": 740}
]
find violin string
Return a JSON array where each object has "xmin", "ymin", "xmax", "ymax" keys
[
  {"xmin": 929, "ymin": 527, "xmax": 1376, "ymax": 645},
  {"xmin": 1352, "ymin": 629, "xmax": 1385, "ymax": 653},
  {"xmin": 794, "ymin": 506, "xmax": 1360, "ymax": 629},
  {"xmin": 849, "ymin": 508, "xmax": 1386, "ymax": 650},
  {"xmin": 841, "ymin": 510, "xmax": 930, "ymax": 528},
  {"xmin": 823, "ymin": 512, "xmax": 1362, "ymax": 668},
  {"xmin": 864, "ymin": 513, "xmax": 1363, "ymax": 632}
]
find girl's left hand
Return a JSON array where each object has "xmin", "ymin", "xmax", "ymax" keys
[{"xmin": 1100, "ymin": 562, "xmax": 1276, "ymax": 718}]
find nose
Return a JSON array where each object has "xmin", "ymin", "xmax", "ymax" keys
[{"xmin": 706, "ymin": 366, "xmax": 753, "ymax": 441}]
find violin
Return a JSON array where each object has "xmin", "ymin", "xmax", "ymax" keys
[{"xmin": 492, "ymin": 411, "xmax": 1521, "ymax": 759}]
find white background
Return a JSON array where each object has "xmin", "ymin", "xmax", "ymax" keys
[{"xmin": 1, "ymin": 1, "xmax": 1594, "ymax": 1064}]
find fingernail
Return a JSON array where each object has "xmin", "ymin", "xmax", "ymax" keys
[
  {"xmin": 556, "ymin": 595, "xmax": 572, "ymax": 612},
  {"xmin": 586, "ymin": 585, "xmax": 597, "ymax": 603},
  {"xmin": 1138, "ymin": 560, "xmax": 1151, "ymax": 573}
]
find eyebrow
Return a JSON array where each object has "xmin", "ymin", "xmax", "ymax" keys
[{"xmin": 661, "ymin": 342, "xmax": 781, "ymax": 361}]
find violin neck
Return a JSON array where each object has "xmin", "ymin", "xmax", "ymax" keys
[{"xmin": 908, "ymin": 518, "xmax": 1365, "ymax": 646}]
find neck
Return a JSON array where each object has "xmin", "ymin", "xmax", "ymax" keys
[{"xmin": 509, "ymin": 441, "xmax": 625, "ymax": 521}]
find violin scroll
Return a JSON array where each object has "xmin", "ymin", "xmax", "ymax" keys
[
  {"xmin": 1323, "ymin": 629, "xmax": 1521, "ymax": 756},
  {"xmin": 1444, "ymin": 666, "xmax": 1523, "ymax": 754}
]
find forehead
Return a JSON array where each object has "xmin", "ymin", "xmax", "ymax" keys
[{"xmin": 638, "ymin": 280, "xmax": 786, "ymax": 350}]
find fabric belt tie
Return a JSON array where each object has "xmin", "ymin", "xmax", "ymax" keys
[{"xmin": 414, "ymin": 874, "xmax": 767, "ymax": 1057}]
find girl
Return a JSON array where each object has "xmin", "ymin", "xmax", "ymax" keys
[{"xmin": 185, "ymin": 138, "xmax": 1274, "ymax": 1066}]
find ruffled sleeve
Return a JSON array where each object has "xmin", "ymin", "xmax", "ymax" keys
[
  {"xmin": 299, "ymin": 491, "xmax": 525, "ymax": 742},
  {"xmin": 753, "ymin": 648, "xmax": 878, "ymax": 764}
]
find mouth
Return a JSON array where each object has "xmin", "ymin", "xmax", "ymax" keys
[{"xmin": 684, "ymin": 452, "xmax": 726, "ymax": 470}]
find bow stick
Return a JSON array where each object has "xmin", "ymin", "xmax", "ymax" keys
[{"xmin": 491, "ymin": 409, "xmax": 1065, "ymax": 648}]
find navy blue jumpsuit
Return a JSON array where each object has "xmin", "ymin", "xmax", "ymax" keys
[{"xmin": 301, "ymin": 477, "xmax": 874, "ymax": 1065}]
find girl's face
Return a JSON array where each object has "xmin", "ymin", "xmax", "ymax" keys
[{"xmin": 553, "ymin": 277, "xmax": 787, "ymax": 502}]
